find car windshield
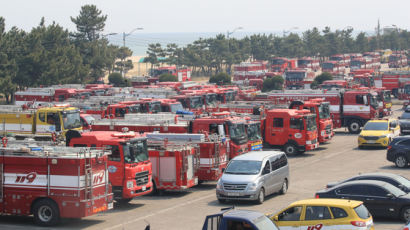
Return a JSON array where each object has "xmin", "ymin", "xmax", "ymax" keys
[
  {"xmin": 246, "ymin": 122, "xmax": 262, "ymax": 141},
  {"xmin": 149, "ymin": 102, "xmax": 161, "ymax": 113},
  {"xmin": 62, "ymin": 110, "xmax": 81, "ymax": 129},
  {"xmin": 385, "ymin": 183, "xmax": 406, "ymax": 197},
  {"xmin": 322, "ymin": 63, "xmax": 334, "ymax": 69},
  {"xmin": 363, "ymin": 122, "xmax": 388, "ymax": 130},
  {"xmin": 253, "ymin": 215, "xmax": 279, "ymax": 230},
  {"xmin": 318, "ymin": 103, "xmax": 330, "ymax": 119},
  {"xmin": 123, "ymin": 140, "xmax": 149, "ymax": 164},
  {"xmin": 225, "ymin": 160, "xmax": 262, "ymax": 175},
  {"xmin": 401, "ymin": 112, "xmax": 410, "ymax": 119},
  {"xmin": 190, "ymin": 96, "xmax": 203, "ymax": 109},
  {"xmin": 306, "ymin": 115, "xmax": 317, "ymax": 131},
  {"xmin": 170, "ymin": 103, "xmax": 184, "ymax": 112}
]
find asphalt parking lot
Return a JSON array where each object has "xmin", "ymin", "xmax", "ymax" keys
[{"xmin": 0, "ymin": 105, "xmax": 408, "ymax": 230}]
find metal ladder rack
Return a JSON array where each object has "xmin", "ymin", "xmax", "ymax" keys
[{"xmin": 83, "ymin": 150, "xmax": 93, "ymax": 201}]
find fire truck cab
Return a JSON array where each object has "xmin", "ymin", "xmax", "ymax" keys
[
  {"xmin": 264, "ymin": 109, "xmax": 318, "ymax": 155},
  {"xmin": 68, "ymin": 131, "xmax": 153, "ymax": 202}
]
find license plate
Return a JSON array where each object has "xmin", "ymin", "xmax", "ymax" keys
[
  {"xmin": 142, "ymin": 186, "xmax": 146, "ymax": 191},
  {"xmin": 108, "ymin": 202, "xmax": 113, "ymax": 210},
  {"xmin": 227, "ymin": 192, "xmax": 239, "ymax": 196},
  {"xmin": 367, "ymin": 140, "xmax": 375, "ymax": 143}
]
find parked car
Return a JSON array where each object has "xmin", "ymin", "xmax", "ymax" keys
[
  {"xmin": 387, "ymin": 136, "xmax": 410, "ymax": 168},
  {"xmin": 268, "ymin": 198, "xmax": 374, "ymax": 230},
  {"xmin": 316, "ymin": 180, "xmax": 410, "ymax": 221},
  {"xmin": 326, "ymin": 172, "xmax": 410, "ymax": 193},
  {"xmin": 358, "ymin": 119, "xmax": 400, "ymax": 148},
  {"xmin": 202, "ymin": 207, "xmax": 279, "ymax": 230},
  {"xmin": 216, "ymin": 151, "xmax": 289, "ymax": 204},
  {"xmin": 399, "ymin": 110, "xmax": 410, "ymax": 135}
]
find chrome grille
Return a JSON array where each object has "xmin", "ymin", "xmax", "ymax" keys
[
  {"xmin": 223, "ymin": 183, "xmax": 247, "ymax": 191},
  {"xmin": 135, "ymin": 171, "xmax": 149, "ymax": 186}
]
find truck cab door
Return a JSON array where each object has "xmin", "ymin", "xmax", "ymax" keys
[{"xmin": 270, "ymin": 117, "xmax": 285, "ymax": 145}]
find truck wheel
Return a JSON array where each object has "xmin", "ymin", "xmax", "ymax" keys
[
  {"xmin": 283, "ymin": 143, "xmax": 298, "ymax": 156},
  {"xmin": 256, "ymin": 188, "xmax": 265, "ymax": 204},
  {"xmin": 279, "ymin": 179, "xmax": 288, "ymax": 195},
  {"xmin": 32, "ymin": 199, "xmax": 60, "ymax": 226},
  {"xmin": 395, "ymin": 155, "xmax": 408, "ymax": 168},
  {"xmin": 348, "ymin": 120, "xmax": 361, "ymax": 134}
]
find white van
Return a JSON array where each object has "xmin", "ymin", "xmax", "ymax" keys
[{"xmin": 216, "ymin": 151, "xmax": 289, "ymax": 204}]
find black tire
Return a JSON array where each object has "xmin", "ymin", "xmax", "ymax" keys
[
  {"xmin": 283, "ymin": 143, "xmax": 299, "ymax": 156},
  {"xmin": 348, "ymin": 119, "xmax": 361, "ymax": 134},
  {"xmin": 358, "ymin": 145, "xmax": 364, "ymax": 149},
  {"xmin": 401, "ymin": 206, "xmax": 410, "ymax": 222},
  {"xmin": 256, "ymin": 188, "xmax": 265, "ymax": 204},
  {"xmin": 279, "ymin": 179, "xmax": 288, "ymax": 195},
  {"xmin": 117, "ymin": 198, "xmax": 133, "ymax": 204},
  {"xmin": 32, "ymin": 199, "xmax": 60, "ymax": 226},
  {"xmin": 217, "ymin": 198, "xmax": 226, "ymax": 204},
  {"xmin": 395, "ymin": 155, "xmax": 408, "ymax": 168}
]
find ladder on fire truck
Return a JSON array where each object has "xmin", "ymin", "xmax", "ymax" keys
[{"xmin": 83, "ymin": 148, "xmax": 93, "ymax": 201}]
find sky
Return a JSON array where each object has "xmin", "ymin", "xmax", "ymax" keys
[
  {"xmin": 1, "ymin": 0, "xmax": 409, "ymax": 34},
  {"xmin": 1, "ymin": 0, "xmax": 409, "ymax": 55}
]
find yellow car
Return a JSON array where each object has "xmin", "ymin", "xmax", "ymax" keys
[
  {"xmin": 268, "ymin": 199, "xmax": 374, "ymax": 230},
  {"xmin": 358, "ymin": 119, "xmax": 400, "ymax": 148}
]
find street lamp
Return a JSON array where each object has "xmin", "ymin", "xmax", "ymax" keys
[
  {"xmin": 283, "ymin": 27, "xmax": 298, "ymax": 36},
  {"xmin": 121, "ymin": 27, "xmax": 144, "ymax": 77},
  {"xmin": 226, "ymin": 27, "xmax": 243, "ymax": 73},
  {"xmin": 102, "ymin": 32, "xmax": 118, "ymax": 38}
]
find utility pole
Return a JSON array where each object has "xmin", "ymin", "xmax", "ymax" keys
[
  {"xmin": 226, "ymin": 27, "xmax": 243, "ymax": 73},
  {"xmin": 122, "ymin": 27, "xmax": 144, "ymax": 77}
]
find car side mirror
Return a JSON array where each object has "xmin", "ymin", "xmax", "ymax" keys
[
  {"xmin": 221, "ymin": 168, "xmax": 225, "ymax": 173},
  {"xmin": 386, "ymin": 193, "xmax": 395, "ymax": 199}
]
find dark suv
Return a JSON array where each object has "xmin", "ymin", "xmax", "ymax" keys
[{"xmin": 387, "ymin": 136, "xmax": 410, "ymax": 168}]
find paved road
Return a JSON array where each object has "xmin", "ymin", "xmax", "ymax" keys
[{"xmin": 0, "ymin": 106, "xmax": 408, "ymax": 230}]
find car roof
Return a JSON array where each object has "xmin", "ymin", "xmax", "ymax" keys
[
  {"xmin": 353, "ymin": 172, "xmax": 402, "ymax": 180},
  {"xmin": 223, "ymin": 209, "xmax": 265, "ymax": 222},
  {"xmin": 290, "ymin": 198, "xmax": 362, "ymax": 208},
  {"xmin": 232, "ymin": 150, "xmax": 285, "ymax": 161},
  {"xmin": 393, "ymin": 135, "xmax": 410, "ymax": 141},
  {"xmin": 330, "ymin": 180, "xmax": 391, "ymax": 189}
]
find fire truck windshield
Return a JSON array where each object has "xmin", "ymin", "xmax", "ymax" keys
[
  {"xmin": 297, "ymin": 60, "xmax": 311, "ymax": 66},
  {"xmin": 228, "ymin": 122, "xmax": 248, "ymax": 145},
  {"xmin": 169, "ymin": 103, "xmax": 184, "ymax": 112},
  {"xmin": 127, "ymin": 105, "xmax": 141, "ymax": 113},
  {"xmin": 246, "ymin": 123, "xmax": 261, "ymax": 141},
  {"xmin": 322, "ymin": 63, "xmax": 334, "ymax": 69},
  {"xmin": 123, "ymin": 140, "xmax": 148, "ymax": 163},
  {"xmin": 149, "ymin": 102, "xmax": 161, "ymax": 113},
  {"xmin": 285, "ymin": 72, "xmax": 305, "ymax": 81},
  {"xmin": 350, "ymin": 60, "xmax": 362, "ymax": 68},
  {"xmin": 225, "ymin": 160, "xmax": 262, "ymax": 175},
  {"xmin": 205, "ymin": 94, "xmax": 218, "ymax": 106},
  {"xmin": 318, "ymin": 104, "xmax": 330, "ymax": 119},
  {"xmin": 305, "ymin": 115, "xmax": 317, "ymax": 131},
  {"xmin": 62, "ymin": 111, "xmax": 81, "ymax": 129},
  {"xmin": 190, "ymin": 97, "xmax": 203, "ymax": 109},
  {"xmin": 330, "ymin": 56, "xmax": 342, "ymax": 61},
  {"xmin": 272, "ymin": 59, "xmax": 285, "ymax": 65}
]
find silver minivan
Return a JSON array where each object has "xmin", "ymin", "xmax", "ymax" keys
[{"xmin": 216, "ymin": 151, "xmax": 289, "ymax": 204}]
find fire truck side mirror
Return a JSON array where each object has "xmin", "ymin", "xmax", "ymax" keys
[
  {"xmin": 218, "ymin": 124, "xmax": 225, "ymax": 138},
  {"xmin": 363, "ymin": 96, "xmax": 368, "ymax": 106}
]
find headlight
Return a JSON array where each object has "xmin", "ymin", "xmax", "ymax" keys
[
  {"xmin": 306, "ymin": 140, "xmax": 312, "ymax": 145},
  {"xmin": 126, "ymin": 181, "xmax": 134, "ymax": 189},
  {"xmin": 216, "ymin": 179, "xmax": 223, "ymax": 189},
  {"xmin": 248, "ymin": 182, "xmax": 258, "ymax": 191}
]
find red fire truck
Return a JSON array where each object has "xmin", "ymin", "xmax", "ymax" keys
[
  {"xmin": 321, "ymin": 61, "xmax": 346, "ymax": 76},
  {"xmin": 0, "ymin": 144, "xmax": 113, "ymax": 225},
  {"xmin": 271, "ymin": 57, "xmax": 296, "ymax": 73},
  {"xmin": 350, "ymin": 57, "xmax": 381, "ymax": 71},
  {"xmin": 330, "ymin": 54, "xmax": 350, "ymax": 67},
  {"xmin": 382, "ymin": 71, "xmax": 410, "ymax": 98},
  {"xmin": 320, "ymin": 80, "xmax": 348, "ymax": 90},
  {"xmin": 389, "ymin": 54, "xmax": 408, "ymax": 68},
  {"xmin": 284, "ymin": 69, "xmax": 315, "ymax": 89},
  {"xmin": 266, "ymin": 90, "xmax": 379, "ymax": 134},
  {"xmin": 297, "ymin": 57, "xmax": 320, "ymax": 71},
  {"xmin": 68, "ymin": 131, "xmax": 153, "ymax": 203},
  {"xmin": 264, "ymin": 109, "xmax": 318, "ymax": 155},
  {"xmin": 151, "ymin": 66, "xmax": 191, "ymax": 82},
  {"xmin": 289, "ymin": 99, "xmax": 333, "ymax": 143},
  {"xmin": 90, "ymin": 113, "xmax": 249, "ymax": 159},
  {"xmin": 15, "ymin": 88, "xmax": 78, "ymax": 106},
  {"xmin": 233, "ymin": 61, "xmax": 268, "ymax": 82}
]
